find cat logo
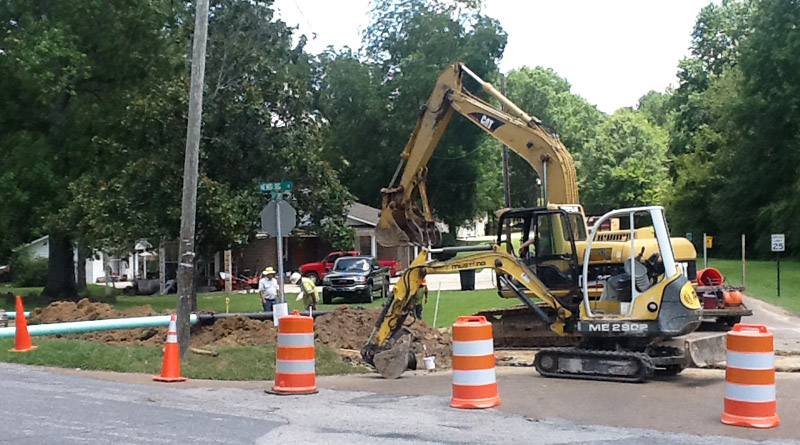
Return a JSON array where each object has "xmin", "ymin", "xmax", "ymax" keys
[{"xmin": 468, "ymin": 113, "xmax": 505, "ymax": 132}]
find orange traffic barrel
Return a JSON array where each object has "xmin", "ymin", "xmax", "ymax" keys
[
  {"xmin": 721, "ymin": 324, "xmax": 780, "ymax": 428},
  {"xmin": 450, "ymin": 315, "xmax": 500, "ymax": 409},
  {"xmin": 269, "ymin": 310, "xmax": 318, "ymax": 395}
]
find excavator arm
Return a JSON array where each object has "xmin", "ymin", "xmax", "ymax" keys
[
  {"xmin": 361, "ymin": 245, "xmax": 574, "ymax": 378},
  {"xmin": 377, "ymin": 63, "xmax": 579, "ymax": 247}
]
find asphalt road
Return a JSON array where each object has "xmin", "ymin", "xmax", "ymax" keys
[
  {"xmin": 320, "ymin": 367, "xmax": 800, "ymax": 442},
  {"xmin": 743, "ymin": 296, "xmax": 800, "ymax": 352},
  {"xmin": 2, "ymin": 363, "xmax": 798, "ymax": 444}
]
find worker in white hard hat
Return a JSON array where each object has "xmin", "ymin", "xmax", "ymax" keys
[
  {"xmin": 259, "ymin": 267, "xmax": 279, "ymax": 312},
  {"xmin": 291, "ymin": 272, "xmax": 318, "ymax": 311}
]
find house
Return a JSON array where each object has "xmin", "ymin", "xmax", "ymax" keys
[
  {"xmin": 211, "ymin": 202, "xmax": 413, "ymax": 282},
  {"xmin": 13, "ymin": 236, "xmax": 157, "ymax": 284}
]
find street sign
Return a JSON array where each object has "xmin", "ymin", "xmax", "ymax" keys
[
  {"xmin": 771, "ymin": 234, "xmax": 785, "ymax": 252},
  {"xmin": 685, "ymin": 232, "xmax": 693, "ymax": 242},
  {"xmin": 771, "ymin": 234, "xmax": 786, "ymax": 297},
  {"xmin": 259, "ymin": 180, "xmax": 293, "ymax": 200},
  {"xmin": 261, "ymin": 200, "xmax": 297, "ymax": 237},
  {"xmin": 705, "ymin": 236, "xmax": 713, "ymax": 249},
  {"xmin": 260, "ymin": 199, "xmax": 297, "ymax": 305}
]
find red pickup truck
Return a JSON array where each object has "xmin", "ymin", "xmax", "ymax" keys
[{"xmin": 299, "ymin": 251, "xmax": 401, "ymax": 284}]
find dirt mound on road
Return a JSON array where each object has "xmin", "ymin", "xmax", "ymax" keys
[{"xmin": 315, "ymin": 306, "xmax": 452, "ymax": 368}]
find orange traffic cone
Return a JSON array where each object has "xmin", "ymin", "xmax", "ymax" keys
[
  {"xmin": 9, "ymin": 296, "xmax": 37, "ymax": 353},
  {"xmin": 153, "ymin": 314, "xmax": 187, "ymax": 382}
]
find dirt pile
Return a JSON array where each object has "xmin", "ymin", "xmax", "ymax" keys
[
  {"xmin": 30, "ymin": 298, "xmax": 157, "ymax": 323},
  {"xmin": 315, "ymin": 306, "xmax": 452, "ymax": 368},
  {"xmin": 29, "ymin": 301, "xmax": 453, "ymax": 368},
  {"xmin": 82, "ymin": 327, "xmax": 166, "ymax": 347},
  {"xmin": 191, "ymin": 316, "xmax": 277, "ymax": 347}
]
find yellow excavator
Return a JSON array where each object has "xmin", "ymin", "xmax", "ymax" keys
[{"xmin": 362, "ymin": 63, "xmax": 725, "ymax": 382}]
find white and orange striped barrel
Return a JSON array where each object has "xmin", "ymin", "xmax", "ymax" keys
[
  {"xmin": 721, "ymin": 323, "xmax": 780, "ymax": 428},
  {"xmin": 271, "ymin": 310, "xmax": 317, "ymax": 395},
  {"xmin": 450, "ymin": 315, "xmax": 501, "ymax": 409}
]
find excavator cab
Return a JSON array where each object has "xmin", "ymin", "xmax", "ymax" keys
[{"xmin": 497, "ymin": 207, "xmax": 580, "ymax": 297}]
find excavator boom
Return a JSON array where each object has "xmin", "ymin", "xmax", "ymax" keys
[{"xmin": 377, "ymin": 63, "xmax": 578, "ymax": 247}]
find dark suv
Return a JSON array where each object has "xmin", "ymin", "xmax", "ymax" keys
[{"xmin": 321, "ymin": 256, "xmax": 390, "ymax": 304}]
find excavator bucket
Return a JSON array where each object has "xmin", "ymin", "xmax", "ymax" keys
[
  {"xmin": 682, "ymin": 332, "xmax": 727, "ymax": 368},
  {"xmin": 376, "ymin": 206, "xmax": 440, "ymax": 247},
  {"xmin": 376, "ymin": 208, "xmax": 412, "ymax": 247},
  {"xmin": 372, "ymin": 334, "xmax": 413, "ymax": 379}
]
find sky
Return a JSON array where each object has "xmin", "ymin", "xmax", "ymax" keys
[{"xmin": 271, "ymin": 0, "xmax": 713, "ymax": 114}]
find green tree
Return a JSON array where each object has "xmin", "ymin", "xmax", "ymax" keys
[
  {"xmin": 579, "ymin": 110, "xmax": 670, "ymax": 212},
  {"xmin": 316, "ymin": 0, "xmax": 507, "ymax": 232},
  {"xmin": 0, "ymin": 0, "xmax": 355, "ymax": 301},
  {"xmin": 709, "ymin": 0, "xmax": 800, "ymax": 256},
  {"xmin": 73, "ymin": 0, "xmax": 355, "ymax": 257},
  {"xmin": 637, "ymin": 91, "xmax": 672, "ymax": 128},
  {"xmin": 0, "ymin": 0, "xmax": 182, "ymax": 298},
  {"xmin": 502, "ymin": 66, "xmax": 605, "ymax": 207}
]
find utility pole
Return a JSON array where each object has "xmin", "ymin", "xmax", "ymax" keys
[
  {"xmin": 177, "ymin": 0, "xmax": 210, "ymax": 357},
  {"xmin": 500, "ymin": 73, "xmax": 511, "ymax": 209}
]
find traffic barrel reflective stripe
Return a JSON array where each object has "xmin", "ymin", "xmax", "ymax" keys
[
  {"xmin": 450, "ymin": 316, "xmax": 500, "ymax": 409},
  {"xmin": 277, "ymin": 333, "xmax": 315, "ymax": 347},
  {"xmin": 721, "ymin": 324, "xmax": 780, "ymax": 428},
  {"xmin": 270, "ymin": 310, "xmax": 317, "ymax": 395}
]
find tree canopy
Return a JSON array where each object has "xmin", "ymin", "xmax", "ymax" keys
[
  {"xmin": 316, "ymin": 0, "xmax": 507, "ymax": 232},
  {"xmin": 0, "ymin": 0, "xmax": 354, "ymax": 298}
]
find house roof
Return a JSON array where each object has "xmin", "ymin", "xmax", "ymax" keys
[
  {"xmin": 347, "ymin": 202, "xmax": 380, "ymax": 227},
  {"xmin": 256, "ymin": 202, "xmax": 381, "ymax": 238},
  {"xmin": 12, "ymin": 235, "xmax": 49, "ymax": 252}
]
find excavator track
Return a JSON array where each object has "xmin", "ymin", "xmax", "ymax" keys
[{"xmin": 533, "ymin": 347, "xmax": 656, "ymax": 383}]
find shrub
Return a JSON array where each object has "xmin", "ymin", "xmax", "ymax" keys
[{"xmin": 10, "ymin": 252, "xmax": 48, "ymax": 287}]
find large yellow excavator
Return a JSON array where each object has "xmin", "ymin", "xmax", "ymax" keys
[{"xmin": 362, "ymin": 63, "xmax": 725, "ymax": 382}]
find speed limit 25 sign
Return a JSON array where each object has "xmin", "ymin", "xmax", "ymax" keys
[{"xmin": 771, "ymin": 234, "xmax": 785, "ymax": 252}]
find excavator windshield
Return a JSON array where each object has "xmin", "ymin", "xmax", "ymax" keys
[{"xmin": 497, "ymin": 207, "xmax": 580, "ymax": 293}]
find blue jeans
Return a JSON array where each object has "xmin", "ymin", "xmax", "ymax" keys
[{"xmin": 263, "ymin": 299, "xmax": 275, "ymax": 312}]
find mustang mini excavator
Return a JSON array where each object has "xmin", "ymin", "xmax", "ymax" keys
[
  {"xmin": 363, "ymin": 63, "xmax": 727, "ymax": 382},
  {"xmin": 364, "ymin": 205, "xmax": 708, "ymax": 382}
]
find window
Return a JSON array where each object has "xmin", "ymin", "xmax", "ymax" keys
[{"xmin": 334, "ymin": 258, "xmax": 370, "ymax": 271}]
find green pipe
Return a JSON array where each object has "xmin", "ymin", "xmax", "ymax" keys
[
  {"xmin": 0, "ymin": 314, "xmax": 198, "ymax": 338},
  {"xmin": 5, "ymin": 311, "xmax": 30, "ymax": 320}
]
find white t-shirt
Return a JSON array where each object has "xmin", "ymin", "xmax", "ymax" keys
[{"xmin": 258, "ymin": 277, "xmax": 279, "ymax": 300}]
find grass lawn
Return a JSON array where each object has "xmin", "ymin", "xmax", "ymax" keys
[
  {"xmin": 2, "ymin": 281, "xmax": 519, "ymax": 329},
  {"xmin": 707, "ymin": 257, "xmax": 800, "ymax": 315},
  {"xmin": 0, "ymin": 338, "xmax": 366, "ymax": 380},
  {"xmin": 116, "ymin": 288, "xmax": 519, "ymax": 329},
  {"xmin": 0, "ymin": 284, "xmax": 119, "ymax": 299}
]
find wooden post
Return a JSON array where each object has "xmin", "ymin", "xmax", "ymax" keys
[
  {"xmin": 159, "ymin": 243, "xmax": 166, "ymax": 295},
  {"xmin": 703, "ymin": 232, "xmax": 708, "ymax": 269},
  {"xmin": 176, "ymin": 0, "xmax": 210, "ymax": 357},
  {"xmin": 224, "ymin": 249, "xmax": 232, "ymax": 293},
  {"xmin": 741, "ymin": 234, "xmax": 746, "ymax": 288}
]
